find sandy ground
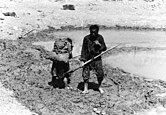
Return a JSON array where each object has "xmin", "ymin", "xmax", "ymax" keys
[
  {"xmin": 1, "ymin": 0, "xmax": 166, "ymax": 115},
  {"xmin": 0, "ymin": 83, "xmax": 37, "ymax": 115}
]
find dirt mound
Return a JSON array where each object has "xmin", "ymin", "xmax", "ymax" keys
[
  {"xmin": 0, "ymin": 31, "xmax": 166, "ymax": 115},
  {"xmin": 0, "ymin": 0, "xmax": 166, "ymax": 114}
]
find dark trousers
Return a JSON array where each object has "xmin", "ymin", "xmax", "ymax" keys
[
  {"xmin": 50, "ymin": 61, "xmax": 70, "ymax": 88},
  {"xmin": 82, "ymin": 59, "xmax": 104, "ymax": 86}
]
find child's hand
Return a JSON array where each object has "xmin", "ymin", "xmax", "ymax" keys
[
  {"xmin": 94, "ymin": 40, "xmax": 101, "ymax": 46},
  {"xmin": 80, "ymin": 61, "xmax": 84, "ymax": 66}
]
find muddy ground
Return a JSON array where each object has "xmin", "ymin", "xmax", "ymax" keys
[
  {"xmin": 1, "ymin": 0, "xmax": 166, "ymax": 115},
  {"xmin": 0, "ymin": 29, "xmax": 166, "ymax": 115}
]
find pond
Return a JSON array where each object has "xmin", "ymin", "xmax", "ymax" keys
[
  {"xmin": 33, "ymin": 29, "xmax": 166, "ymax": 81},
  {"xmin": 104, "ymin": 50, "xmax": 166, "ymax": 81}
]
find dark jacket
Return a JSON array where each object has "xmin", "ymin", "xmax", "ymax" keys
[{"xmin": 80, "ymin": 34, "xmax": 107, "ymax": 62}]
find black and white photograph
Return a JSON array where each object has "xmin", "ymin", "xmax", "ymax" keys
[{"xmin": 0, "ymin": 0, "xmax": 166, "ymax": 115}]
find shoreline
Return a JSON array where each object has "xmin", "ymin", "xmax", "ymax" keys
[
  {"xmin": 0, "ymin": 0, "xmax": 166, "ymax": 115},
  {"xmin": 45, "ymin": 24, "xmax": 166, "ymax": 32}
]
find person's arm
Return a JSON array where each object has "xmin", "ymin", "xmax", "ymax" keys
[
  {"xmin": 52, "ymin": 41, "xmax": 58, "ymax": 53},
  {"xmin": 66, "ymin": 41, "xmax": 73, "ymax": 59},
  {"xmin": 79, "ymin": 37, "xmax": 88, "ymax": 62},
  {"xmin": 99, "ymin": 35, "xmax": 107, "ymax": 52}
]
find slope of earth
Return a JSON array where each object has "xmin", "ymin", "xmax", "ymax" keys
[
  {"xmin": 0, "ymin": 31, "xmax": 166, "ymax": 115},
  {"xmin": 0, "ymin": 0, "xmax": 166, "ymax": 115},
  {"xmin": 0, "ymin": 82, "xmax": 37, "ymax": 115}
]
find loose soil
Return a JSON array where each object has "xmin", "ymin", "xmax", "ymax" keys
[
  {"xmin": 1, "ymin": 30, "xmax": 166, "ymax": 115},
  {"xmin": 1, "ymin": 0, "xmax": 166, "ymax": 115}
]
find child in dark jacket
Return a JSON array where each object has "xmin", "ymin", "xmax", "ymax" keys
[{"xmin": 80, "ymin": 25, "xmax": 107, "ymax": 94}]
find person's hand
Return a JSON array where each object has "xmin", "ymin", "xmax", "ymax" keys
[
  {"xmin": 92, "ymin": 40, "xmax": 101, "ymax": 55},
  {"xmin": 79, "ymin": 57, "xmax": 85, "ymax": 66},
  {"xmin": 94, "ymin": 40, "xmax": 101, "ymax": 46},
  {"xmin": 80, "ymin": 61, "xmax": 84, "ymax": 66}
]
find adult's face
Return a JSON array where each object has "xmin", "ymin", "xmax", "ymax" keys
[{"xmin": 90, "ymin": 29, "xmax": 98, "ymax": 38}]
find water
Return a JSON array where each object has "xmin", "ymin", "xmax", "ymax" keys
[
  {"xmin": 53, "ymin": 29, "xmax": 166, "ymax": 43},
  {"xmin": 33, "ymin": 29, "xmax": 166, "ymax": 81},
  {"xmin": 104, "ymin": 50, "xmax": 166, "ymax": 81}
]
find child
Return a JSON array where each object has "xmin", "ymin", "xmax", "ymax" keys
[{"xmin": 48, "ymin": 37, "xmax": 73, "ymax": 89}]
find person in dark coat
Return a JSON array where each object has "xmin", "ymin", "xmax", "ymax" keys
[{"xmin": 79, "ymin": 25, "xmax": 107, "ymax": 94}]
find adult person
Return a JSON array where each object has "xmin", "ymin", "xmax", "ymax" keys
[
  {"xmin": 79, "ymin": 24, "xmax": 107, "ymax": 94},
  {"xmin": 48, "ymin": 37, "xmax": 73, "ymax": 89}
]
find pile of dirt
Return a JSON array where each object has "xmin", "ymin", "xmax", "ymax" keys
[
  {"xmin": 0, "ymin": 0, "xmax": 166, "ymax": 114},
  {"xmin": 0, "ymin": 30, "xmax": 166, "ymax": 115}
]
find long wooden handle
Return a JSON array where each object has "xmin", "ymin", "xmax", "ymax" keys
[{"xmin": 63, "ymin": 43, "xmax": 121, "ymax": 75}]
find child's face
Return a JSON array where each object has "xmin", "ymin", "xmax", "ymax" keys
[{"xmin": 90, "ymin": 29, "xmax": 98, "ymax": 38}]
